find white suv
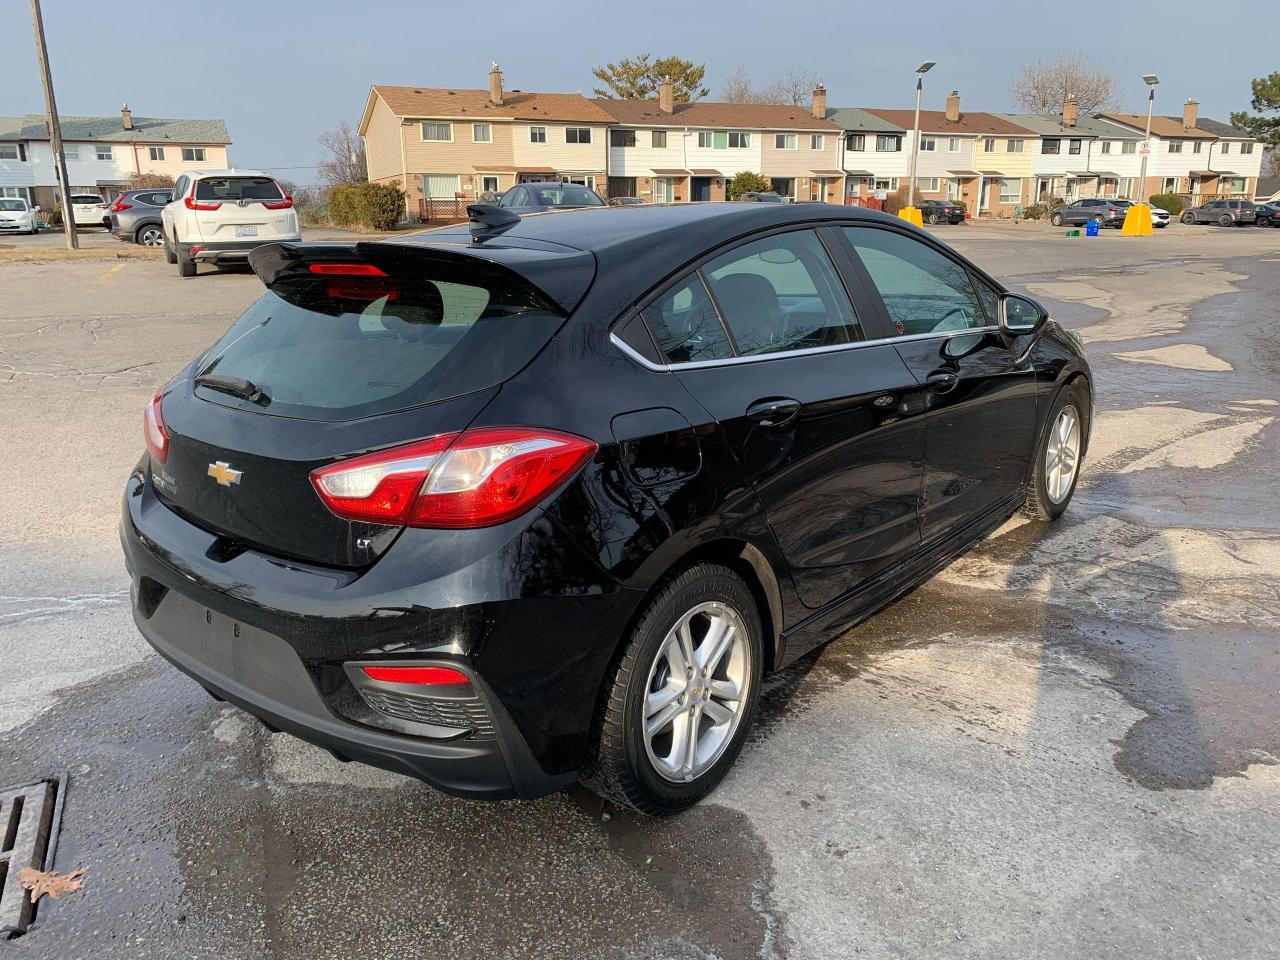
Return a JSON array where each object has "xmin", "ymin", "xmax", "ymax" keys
[{"xmin": 161, "ymin": 169, "xmax": 300, "ymax": 277}]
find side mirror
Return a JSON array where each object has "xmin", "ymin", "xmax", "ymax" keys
[{"xmin": 999, "ymin": 293, "xmax": 1047, "ymax": 336}]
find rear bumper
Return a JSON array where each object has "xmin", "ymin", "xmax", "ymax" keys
[{"xmin": 181, "ymin": 238, "xmax": 300, "ymax": 262}]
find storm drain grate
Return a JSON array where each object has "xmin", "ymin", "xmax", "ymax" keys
[{"xmin": 0, "ymin": 779, "xmax": 61, "ymax": 938}]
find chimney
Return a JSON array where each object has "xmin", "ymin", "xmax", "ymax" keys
[
  {"xmin": 945, "ymin": 90, "xmax": 960, "ymax": 124},
  {"xmin": 811, "ymin": 82, "xmax": 827, "ymax": 119},
  {"xmin": 488, "ymin": 62, "xmax": 504, "ymax": 106},
  {"xmin": 1182, "ymin": 99, "xmax": 1198, "ymax": 129},
  {"xmin": 1061, "ymin": 97, "xmax": 1078, "ymax": 128},
  {"xmin": 121, "ymin": 103, "xmax": 133, "ymax": 131},
  {"xmin": 658, "ymin": 77, "xmax": 674, "ymax": 115}
]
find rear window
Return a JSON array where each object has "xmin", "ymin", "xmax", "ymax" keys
[
  {"xmin": 0, "ymin": 199, "xmax": 26, "ymax": 211},
  {"xmin": 530, "ymin": 186, "xmax": 605, "ymax": 207},
  {"xmin": 195, "ymin": 268, "xmax": 564, "ymax": 421},
  {"xmin": 71, "ymin": 195, "xmax": 102, "ymax": 204},
  {"xmin": 195, "ymin": 177, "xmax": 283, "ymax": 202}
]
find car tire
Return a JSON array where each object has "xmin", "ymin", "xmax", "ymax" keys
[
  {"xmin": 136, "ymin": 225, "xmax": 164, "ymax": 247},
  {"xmin": 1023, "ymin": 381, "xmax": 1089, "ymax": 522},
  {"xmin": 926, "ymin": 212, "xmax": 939, "ymax": 225},
  {"xmin": 1219, "ymin": 214, "xmax": 1233, "ymax": 227},
  {"xmin": 1050, "ymin": 212, "xmax": 1064, "ymax": 226},
  {"xmin": 178, "ymin": 249, "xmax": 197, "ymax": 277},
  {"xmin": 582, "ymin": 562, "xmax": 763, "ymax": 816},
  {"xmin": 163, "ymin": 232, "xmax": 177, "ymax": 264},
  {"xmin": 1181, "ymin": 212, "xmax": 1195, "ymax": 224}
]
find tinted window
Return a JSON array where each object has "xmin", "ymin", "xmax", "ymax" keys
[
  {"xmin": 195, "ymin": 177, "xmax": 283, "ymax": 201},
  {"xmin": 501, "ymin": 187, "xmax": 527, "ymax": 208},
  {"xmin": 196, "ymin": 269, "xmax": 564, "ymax": 421},
  {"xmin": 529, "ymin": 186, "xmax": 604, "ymax": 207},
  {"xmin": 843, "ymin": 227, "xmax": 983, "ymax": 336},
  {"xmin": 702, "ymin": 230, "xmax": 862, "ymax": 355},
  {"xmin": 71, "ymin": 195, "xmax": 102, "ymax": 204},
  {"xmin": 971, "ymin": 276, "xmax": 1001, "ymax": 326},
  {"xmin": 641, "ymin": 275, "xmax": 733, "ymax": 364}
]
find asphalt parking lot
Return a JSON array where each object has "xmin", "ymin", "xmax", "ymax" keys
[{"xmin": 2, "ymin": 219, "xmax": 1278, "ymax": 959}]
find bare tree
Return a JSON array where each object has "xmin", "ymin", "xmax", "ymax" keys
[
  {"xmin": 721, "ymin": 66, "xmax": 821, "ymax": 106},
  {"xmin": 316, "ymin": 120, "xmax": 367, "ymax": 186},
  {"xmin": 1011, "ymin": 54, "xmax": 1124, "ymax": 115},
  {"xmin": 720, "ymin": 66, "xmax": 760, "ymax": 103}
]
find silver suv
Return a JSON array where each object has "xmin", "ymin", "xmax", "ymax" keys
[{"xmin": 1181, "ymin": 199, "xmax": 1257, "ymax": 226}]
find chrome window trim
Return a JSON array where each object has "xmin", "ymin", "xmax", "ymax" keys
[{"xmin": 611, "ymin": 325, "xmax": 1001, "ymax": 373}]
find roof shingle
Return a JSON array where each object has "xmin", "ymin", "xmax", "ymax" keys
[
  {"xmin": 1097, "ymin": 114, "xmax": 1216, "ymax": 139},
  {"xmin": 373, "ymin": 85, "xmax": 614, "ymax": 123},
  {"xmin": 0, "ymin": 114, "xmax": 229, "ymax": 143},
  {"xmin": 862, "ymin": 109, "xmax": 1033, "ymax": 136},
  {"xmin": 595, "ymin": 99, "xmax": 840, "ymax": 131}
]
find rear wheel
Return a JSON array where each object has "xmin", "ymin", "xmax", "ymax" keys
[
  {"xmin": 926, "ymin": 212, "xmax": 940, "ymax": 225},
  {"xmin": 1219, "ymin": 214, "xmax": 1233, "ymax": 227},
  {"xmin": 136, "ymin": 224, "xmax": 164, "ymax": 247},
  {"xmin": 1181, "ymin": 212, "xmax": 1195, "ymax": 224},
  {"xmin": 178, "ymin": 248, "xmax": 196, "ymax": 277},
  {"xmin": 1024, "ymin": 382, "xmax": 1088, "ymax": 521},
  {"xmin": 583, "ymin": 563, "xmax": 763, "ymax": 815},
  {"xmin": 163, "ymin": 231, "xmax": 177, "ymax": 264}
]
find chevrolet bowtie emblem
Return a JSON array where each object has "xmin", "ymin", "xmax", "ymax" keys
[{"xmin": 207, "ymin": 461, "xmax": 243, "ymax": 487}]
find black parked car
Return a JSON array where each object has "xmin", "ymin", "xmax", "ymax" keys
[
  {"xmin": 122, "ymin": 203, "xmax": 1092, "ymax": 814},
  {"xmin": 1049, "ymin": 198, "xmax": 1126, "ymax": 228},
  {"xmin": 1253, "ymin": 201, "xmax": 1280, "ymax": 226},
  {"xmin": 496, "ymin": 181, "xmax": 606, "ymax": 213},
  {"xmin": 915, "ymin": 199, "xmax": 965, "ymax": 224},
  {"xmin": 109, "ymin": 189, "xmax": 173, "ymax": 246}
]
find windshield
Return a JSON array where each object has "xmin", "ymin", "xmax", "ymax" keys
[
  {"xmin": 0, "ymin": 199, "xmax": 26, "ymax": 211},
  {"xmin": 530, "ymin": 186, "xmax": 605, "ymax": 207},
  {"xmin": 195, "ymin": 268, "xmax": 564, "ymax": 421},
  {"xmin": 195, "ymin": 177, "xmax": 284, "ymax": 202}
]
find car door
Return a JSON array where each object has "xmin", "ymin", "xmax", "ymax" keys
[
  {"xmin": 840, "ymin": 224, "xmax": 1039, "ymax": 546},
  {"xmin": 638, "ymin": 226, "xmax": 929, "ymax": 609}
]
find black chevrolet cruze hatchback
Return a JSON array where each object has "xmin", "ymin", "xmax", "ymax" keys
[{"xmin": 122, "ymin": 202, "xmax": 1091, "ymax": 814}]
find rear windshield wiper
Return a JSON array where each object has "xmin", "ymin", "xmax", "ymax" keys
[{"xmin": 194, "ymin": 372, "xmax": 269, "ymax": 405}]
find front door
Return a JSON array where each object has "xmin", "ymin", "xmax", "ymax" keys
[
  {"xmin": 841, "ymin": 225, "xmax": 1039, "ymax": 544},
  {"xmin": 691, "ymin": 177, "xmax": 712, "ymax": 202},
  {"xmin": 653, "ymin": 178, "xmax": 674, "ymax": 203},
  {"xmin": 979, "ymin": 178, "xmax": 992, "ymax": 213},
  {"xmin": 642, "ymin": 227, "xmax": 928, "ymax": 609}
]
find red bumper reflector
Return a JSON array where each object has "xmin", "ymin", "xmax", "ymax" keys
[{"xmin": 361, "ymin": 665, "xmax": 471, "ymax": 686}]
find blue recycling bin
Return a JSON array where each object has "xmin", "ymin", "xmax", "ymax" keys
[{"xmin": 1085, "ymin": 219, "xmax": 1100, "ymax": 237}]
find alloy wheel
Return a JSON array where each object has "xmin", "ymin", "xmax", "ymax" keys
[
  {"xmin": 139, "ymin": 226, "xmax": 164, "ymax": 246},
  {"xmin": 642, "ymin": 601, "xmax": 751, "ymax": 783},
  {"xmin": 1044, "ymin": 405, "xmax": 1080, "ymax": 504}
]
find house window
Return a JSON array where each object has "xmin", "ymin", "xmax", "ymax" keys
[
  {"xmin": 1220, "ymin": 142, "xmax": 1230, "ymax": 155},
  {"xmin": 983, "ymin": 137, "xmax": 996, "ymax": 152},
  {"xmin": 1161, "ymin": 177, "xmax": 1179, "ymax": 193},
  {"xmin": 472, "ymin": 123, "xmax": 492, "ymax": 143},
  {"xmin": 566, "ymin": 127, "xmax": 591, "ymax": 144},
  {"xmin": 697, "ymin": 131, "xmax": 713, "ymax": 148},
  {"xmin": 1224, "ymin": 177, "xmax": 1246, "ymax": 194},
  {"xmin": 810, "ymin": 133, "xmax": 824, "ymax": 150},
  {"xmin": 611, "ymin": 129, "xmax": 636, "ymax": 147},
  {"xmin": 846, "ymin": 133, "xmax": 865, "ymax": 151},
  {"xmin": 919, "ymin": 136, "xmax": 936, "ymax": 152},
  {"xmin": 0, "ymin": 144, "xmax": 19, "ymax": 161},
  {"xmin": 181, "ymin": 147, "xmax": 206, "ymax": 162},
  {"xmin": 915, "ymin": 178, "xmax": 940, "ymax": 193},
  {"xmin": 873, "ymin": 177, "xmax": 899, "ymax": 191},
  {"xmin": 1121, "ymin": 141, "xmax": 1136, "ymax": 154},
  {"xmin": 1100, "ymin": 141, "xmax": 1112, "ymax": 154},
  {"xmin": 1041, "ymin": 138, "xmax": 1061, "ymax": 155},
  {"xmin": 1118, "ymin": 177, "xmax": 1134, "ymax": 197},
  {"xmin": 148, "ymin": 146, "xmax": 165, "ymax": 161},
  {"xmin": 480, "ymin": 175, "xmax": 500, "ymax": 194},
  {"xmin": 875, "ymin": 134, "xmax": 901, "ymax": 152},
  {"xmin": 62, "ymin": 144, "xmax": 79, "ymax": 160},
  {"xmin": 1006, "ymin": 139, "xmax": 1024, "ymax": 153},
  {"xmin": 1168, "ymin": 140, "xmax": 1183, "ymax": 153},
  {"xmin": 948, "ymin": 137, "xmax": 961, "ymax": 152},
  {"xmin": 775, "ymin": 133, "xmax": 797, "ymax": 150},
  {"xmin": 421, "ymin": 123, "xmax": 452, "ymax": 142},
  {"xmin": 529, "ymin": 126, "xmax": 547, "ymax": 143},
  {"xmin": 1193, "ymin": 141, "xmax": 1203, "ymax": 154},
  {"xmin": 1068, "ymin": 139, "xmax": 1082, "ymax": 155},
  {"xmin": 1241, "ymin": 142, "xmax": 1254, "ymax": 154},
  {"xmin": 651, "ymin": 130, "xmax": 667, "ymax": 148},
  {"xmin": 999, "ymin": 178, "xmax": 1021, "ymax": 204},
  {"xmin": 728, "ymin": 131, "xmax": 750, "ymax": 148},
  {"xmin": 96, "ymin": 145, "xmax": 113, "ymax": 161}
]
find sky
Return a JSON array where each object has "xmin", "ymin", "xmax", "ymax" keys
[{"xmin": 2, "ymin": 0, "xmax": 1273, "ymax": 186}]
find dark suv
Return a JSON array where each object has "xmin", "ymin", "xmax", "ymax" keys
[
  {"xmin": 1181, "ymin": 199, "xmax": 1257, "ymax": 226},
  {"xmin": 122, "ymin": 203, "xmax": 1092, "ymax": 814},
  {"xmin": 109, "ymin": 189, "xmax": 173, "ymax": 246},
  {"xmin": 1049, "ymin": 198, "xmax": 1125, "ymax": 228}
]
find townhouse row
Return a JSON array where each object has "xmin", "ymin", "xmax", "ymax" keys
[
  {"xmin": 0, "ymin": 106, "xmax": 231, "ymax": 209},
  {"xmin": 359, "ymin": 65, "xmax": 1265, "ymax": 220}
]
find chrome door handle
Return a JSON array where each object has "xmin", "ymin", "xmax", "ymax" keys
[
  {"xmin": 746, "ymin": 398, "xmax": 801, "ymax": 427},
  {"xmin": 926, "ymin": 371, "xmax": 959, "ymax": 392}
]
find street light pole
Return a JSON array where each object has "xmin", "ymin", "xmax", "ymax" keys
[
  {"xmin": 906, "ymin": 60, "xmax": 935, "ymax": 209},
  {"xmin": 1137, "ymin": 74, "xmax": 1159, "ymax": 202},
  {"xmin": 28, "ymin": 0, "xmax": 78, "ymax": 250}
]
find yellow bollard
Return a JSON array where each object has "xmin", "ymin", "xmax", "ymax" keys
[
  {"xmin": 1120, "ymin": 204, "xmax": 1153, "ymax": 237},
  {"xmin": 898, "ymin": 206, "xmax": 924, "ymax": 227}
]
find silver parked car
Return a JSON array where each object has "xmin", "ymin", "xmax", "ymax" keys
[{"xmin": 1181, "ymin": 199, "xmax": 1257, "ymax": 226}]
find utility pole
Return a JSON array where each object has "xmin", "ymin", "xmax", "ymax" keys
[
  {"xmin": 29, "ymin": 0, "xmax": 78, "ymax": 250},
  {"xmin": 1137, "ymin": 74, "xmax": 1159, "ymax": 202},
  {"xmin": 906, "ymin": 60, "xmax": 936, "ymax": 210}
]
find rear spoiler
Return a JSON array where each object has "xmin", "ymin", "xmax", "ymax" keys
[{"xmin": 248, "ymin": 240, "xmax": 597, "ymax": 314}]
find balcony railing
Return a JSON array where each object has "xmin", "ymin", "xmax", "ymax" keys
[{"xmin": 418, "ymin": 196, "xmax": 471, "ymax": 223}]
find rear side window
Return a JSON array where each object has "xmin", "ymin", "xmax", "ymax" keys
[
  {"xmin": 195, "ymin": 176, "xmax": 283, "ymax": 202},
  {"xmin": 844, "ymin": 226, "xmax": 984, "ymax": 336},
  {"xmin": 642, "ymin": 275, "xmax": 733, "ymax": 364},
  {"xmin": 195, "ymin": 268, "xmax": 564, "ymax": 421}
]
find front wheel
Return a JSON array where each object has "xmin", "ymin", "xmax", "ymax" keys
[
  {"xmin": 1024, "ymin": 383, "xmax": 1088, "ymax": 521},
  {"xmin": 1181, "ymin": 212, "xmax": 1196, "ymax": 224},
  {"xmin": 583, "ymin": 563, "xmax": 763, "ymax": 815},
  {"xmin": 926, "ymin": 212, "xmax": 939, "ymax": 225},
  {"xmin": 1050, "ymin": 212, "xmax": 1064, "ymax": 227}
]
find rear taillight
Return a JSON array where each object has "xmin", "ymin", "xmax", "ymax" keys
[
  {"xmin": 144, "ymin": 393, "xmax": 169, "ymax": 464},
  {"xmin": 262, "ymin": 196, "xmax": 293, "ymax": 210},
  {"xmin": 110, "ymin": 199, "xmax": 132, "ymax": 212},
  {"xmin": 310, "ymin": 427, "xmax": 597, "ymax": 528},
  {"xmin": 184, "ymin": 196, "xmax": 222, "ymax": 211},
  {"xmin": 308, "ymin": 262, "xmax": 386, "ymax": 276},
  {"xmin": 361, "ymin": 665, "xmax": 470, "ymax": 685}
]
